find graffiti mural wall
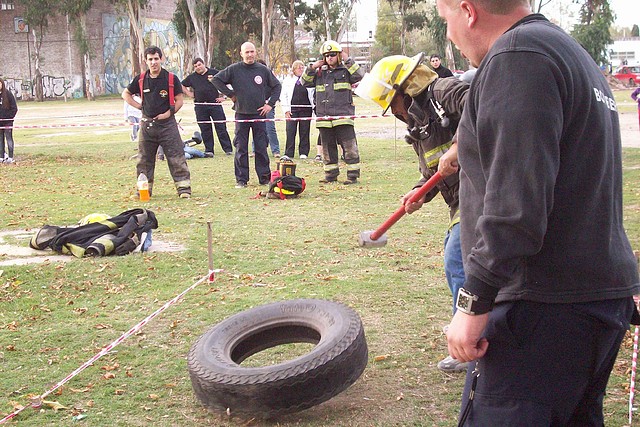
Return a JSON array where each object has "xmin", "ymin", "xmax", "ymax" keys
[{"xmin": 103, "ymin": 14, "xmax": 185, "ymax": 95}]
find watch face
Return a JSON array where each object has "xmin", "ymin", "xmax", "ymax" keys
[{"xmin": 458, "ymin": 293, "xmax": 472, "ymax": 312}]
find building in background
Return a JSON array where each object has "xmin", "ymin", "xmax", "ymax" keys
[{"xmin": 0, "ymin": 0, "xmax": 181, "ymax": 100}]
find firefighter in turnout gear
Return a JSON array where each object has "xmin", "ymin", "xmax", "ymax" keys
[
  {"xmin": 356, "ymin": 53, "xmax": 471, "ymax": 372},
  {"xmin": 302, "ymin": 40, "xmax": 364, "ymax": 184}
]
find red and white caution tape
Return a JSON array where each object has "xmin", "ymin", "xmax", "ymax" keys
[{"xmin": 0, "ymin": 270, "xmax": 221, "ymax": 424}]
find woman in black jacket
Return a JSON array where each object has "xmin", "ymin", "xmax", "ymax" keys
[{"xmin": 0, "ymin": 78, "xmax": 18, "ymax": 163}]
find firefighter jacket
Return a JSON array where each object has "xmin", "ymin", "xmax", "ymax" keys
[
  {"xmin": 302, "ymin": 58, "xmax": 364, "ymax": 128},
  {"xmin": 401, "ymin": 77, "xmax": 469, "ymax": 225},
  {"xmin": 30, "ymin": 209, "xmax": 158, "ymax": 257}
]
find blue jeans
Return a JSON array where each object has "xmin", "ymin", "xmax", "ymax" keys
[
  {"xmin": 444, "ymin": 222, "xmax": 464, "ymax": 314},
  {"xmin": 128, "ymin": 116, "xmax": 140, "ymax": 141},
  {"xmin": 184, "ymin": 145, "xmax": 205, "ymax": 159},
  {"xmin": 266, "ymin": 109, "xmax": 280, "ymax": 155}
]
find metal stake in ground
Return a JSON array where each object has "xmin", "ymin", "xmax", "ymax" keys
[
  {"xmin": 207, "ymin": 221, "xmax": 215, "ymax": 282},
  {"xmin": 359, "ymin": 172, "xmax": 443, "ymax": 248}
]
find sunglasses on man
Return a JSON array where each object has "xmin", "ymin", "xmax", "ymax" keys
[{"xmin": 324, "ymin": 52, "xmax": 338, "ymax": 58}]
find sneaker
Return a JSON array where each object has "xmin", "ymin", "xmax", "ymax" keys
[
  {"xmin": 314, "ymin": 155, "xmax": 322, "ymax": 161},
  {"xmin": 300, "ymin": 154, "xmax": 308, "ymax": 159},
  {"xmin": 235, "ymin": 182, "xmax": 247, "ymax": 188},
  {"xmin": 204, "ymin": 152, "xmax": 214, "ymax": 158},
  {"xmin": 274, "ymin": 153, "xmax": 280, "ymax": 158},
  {"xmin": 343, "ymin": 179, "xmax": 358, "ymax": 185},
  {"xmin": 179, "ymin": 193, "xmax": 191, "ymax": 199},
  {"xmin": 319, "ymin": 177, "xmax": 337, "ymax": 183},
  {"xmin": 437, "ymin": 355, "xmax": 469, "ymax": 373},
  {"xmin": 4, "ymin": 157, "xmax": 14, "ymax": 164},
  {"xmin": 225, "ymin": 151, "xmax": 233, "ymax": 156}
]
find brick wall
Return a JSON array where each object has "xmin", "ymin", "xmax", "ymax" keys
[{"xmin": 0, "ymin": 0, "xmax": 181, "ymax": 100}]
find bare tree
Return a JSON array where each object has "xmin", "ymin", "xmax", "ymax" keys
[
  {"xmin": 336, "ymin": 0, "xmax": 358, "ymax": 42},
  {"xmin": 261, "ymin": 0, "xmax": 276, "ymax": 66}
]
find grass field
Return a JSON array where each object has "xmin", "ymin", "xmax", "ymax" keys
[{"xmin": 1, "ymin": 93, "xmax": 639, "ymax": 426}]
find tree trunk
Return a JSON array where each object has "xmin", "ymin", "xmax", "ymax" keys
[
  {"xmin": 289, "ymin": 0, "xmax": 295, "ymax": 63},
  {"xmin": 32, "ymin": 28, "xmax": 44, "ymax": 102},
  {"xmin": 336, "ymin": 0, "xmax": 357, "ymax": 43},
  {"xmin": 400, "ymin": 0, "xmax": 407, "ymax": 55},
  {"xmin": 186, "ymin": 0, "xmax": 206, "ymax": 59},
  {"xmin": 79, "ymin": 15, "xmax": 95, "ymax": 101},
  {"xmin": 127, "ymin": 0, "xmax": 145, "ymax": 73},
  {"xmin": 322, "ymin": 0, "xmax": 331, "ymax": 39},
  {"xmin": 261, "ymin": 0, "xmax": 275, "ymax": 66}
]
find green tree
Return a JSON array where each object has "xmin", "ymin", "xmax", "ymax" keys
[
  {"xmin": 424, "ymin": 4, "xmax": 465, "ymax": 70},
  {"xmin": 632, "ymin": 24, "xmax": 639, "ymax": 37},
  {"xmin": 18, "ymin": 0, "xmax": 60, "ymax": 101},
  {"xmin": 571, "ymin": 0, "xmax": 614, "ymax": 65},
  {"xmin": 109, "ymin": 0, "xmax": 150, "ymax": 76},
  {"xmin": 296, "ymin": 0, "xmax": 354, "ymax": 43},
  {"xmin": 173, "ymin": 0, "xmax": 261, "ymax": 69},
  {"xmin": 60, "ymin": 0, "xmax": 95, "ymax": 100},
  {"xmin": 386, "ymin": 0, "xmax": 427, "ymax": 55}
]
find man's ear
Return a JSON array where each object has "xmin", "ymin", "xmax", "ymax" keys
[{"xmin": 460, "ymin": 0, "xmax": 477, "ymax": 27}]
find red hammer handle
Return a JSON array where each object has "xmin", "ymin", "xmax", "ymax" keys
[{"xmin": 369, "ymin": 172, "xmax": 444, "ymax": 241}]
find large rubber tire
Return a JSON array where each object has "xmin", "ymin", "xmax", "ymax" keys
[{"xmin": 187, "ymin": 299, "xmax": 368, "ymax": 418}]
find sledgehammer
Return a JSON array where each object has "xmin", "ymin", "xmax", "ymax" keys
[{"xmin": 359, "ymin": 172, "xmax": 444, "ymax": 247}]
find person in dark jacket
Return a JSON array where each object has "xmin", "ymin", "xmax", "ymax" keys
[
  {"xmin": 213, "ymin": 41, "xmax": 282, "ymax": 188},
  {"xmin": 437, "ymin": 0, "xmax": 640, "ymax": 424},
  {"xmin": 0, "ymin": 78, "xmax": 18, "ymax": 164},
  {"xmin": 429, "ymin": 54, "xmax": 454, "ymax": 78},
  {"xmin": 302, "ymin": 40, "xmax": 364, "ymax": 184},
  {"xmin": 356, "ymin": 54, "xmax": 470, "ymax": 372}
]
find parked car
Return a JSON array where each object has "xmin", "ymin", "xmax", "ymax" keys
[{"xmin": 613, "ymin": 65, "xmax": 640, "ymax": 86}]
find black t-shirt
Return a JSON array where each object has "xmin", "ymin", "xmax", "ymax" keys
[
  {"xmin": 126, "ymin": 69, "xmax": 183, "ymax": 118},
  {"xmin": 181, "ymin": 68, "xmax": 222, "ymax": 103}
]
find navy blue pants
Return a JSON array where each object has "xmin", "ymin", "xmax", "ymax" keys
[
  {"xmin": 459, "ymin": 298, "xmax": 634, "ymax": 426},
  {"xmin": 233, "ymin": 113, "xmax": 271, "ymax": 185},
  {"xmin": 194, "ymin": 104, "xmax": 232, "ymax": 154}
]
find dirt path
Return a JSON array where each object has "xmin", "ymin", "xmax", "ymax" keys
[{"xmin": 620, "ymin": 111, "xmax": 640, "ymax": 148}]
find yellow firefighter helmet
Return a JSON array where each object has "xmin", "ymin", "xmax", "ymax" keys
[
  {"xmin": 355, "ymin": 53, "xmax": 437, "ymax": 113},
  {"xmin": 320, "ymin": 40, "xmax": 342, "ymax": 56}
]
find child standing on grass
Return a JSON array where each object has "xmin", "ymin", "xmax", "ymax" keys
[
  {"xmin": 124, "ymin": 94, "xmax": 142, "ymax": 141},
  {"xmin": 632, "ymin": 87, "xmax": 640, "ymax": 131},
  {"xmin": 0, "ymin": 78, "xmax": 18, "ymax": 164}
]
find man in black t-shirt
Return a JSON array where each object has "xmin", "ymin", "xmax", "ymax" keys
[
  {"xmin": 181, "ymin": 58, "xmax": 233, "ymax": 157},
  {"xmin": 122, "ymin": 46, "xmax": 191, "ymax": 199}
]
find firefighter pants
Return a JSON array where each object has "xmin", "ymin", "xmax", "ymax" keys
[
  {"xmin": 319, "ymin": 125, "xmax": 360, "ymax": 181},
  {"xmin": 138, "ymin": 116, "xmax": 191, "ymax": 196}
]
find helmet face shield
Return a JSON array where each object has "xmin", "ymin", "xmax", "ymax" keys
[
  {"xmin": 355, "ymin": 53, "xmax": 425, "ymax": 113},
  {"xmin": 354, "ymin": 72, "xmax": 397, "ymax": 110}
]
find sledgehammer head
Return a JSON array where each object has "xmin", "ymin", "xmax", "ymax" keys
[{"xmin": 359, "ymin": 230, "xmax": 388, "ymax": 248}]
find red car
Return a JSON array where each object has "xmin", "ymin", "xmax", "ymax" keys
[{"xmin": 613, "ymin": 65, "xmax": 640, "ymax": 86}]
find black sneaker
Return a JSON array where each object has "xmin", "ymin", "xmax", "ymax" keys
[
  {"xmin": 225, "ymin": 151, "xmax": 233, "ymax": 156},
  {"xmin": 204, "ymin": 152, "xmax": 214, "ymax": 158}
]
